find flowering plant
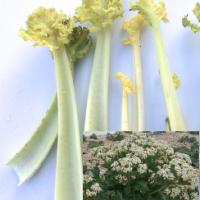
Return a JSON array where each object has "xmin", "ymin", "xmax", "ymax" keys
[{"xmin": 83, "ymin": 134, "xmax": 199, "ymax": 200}]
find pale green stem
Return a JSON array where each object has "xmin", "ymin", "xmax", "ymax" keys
[
  {"xmin": 6, "ymin": 97, "xmax": 58, "ymax": 185},
  {"xmin": 84, "ymin": 27, "xmax": 111, "ymax": 131},
  {"xmin": 53, "ymin": 46, "xmax": 82, "ymax": 200},
  {"xmin": 133, "ymin": 32, "xmax": 145, "ymax": 131},
  {"xmin": 152, "ymin": 23, "xmax": 186, "ymax": 131},
  {"xmin": 7, "ymin": 54, "xmax": 75, "ymax": 185},
  {"xmin": 133, "ymin": 85, "xmax": 138, "ymax": 131},
  {"xmin": 121, "ymin": 89, "xmax": 130, "ymax": 131}
]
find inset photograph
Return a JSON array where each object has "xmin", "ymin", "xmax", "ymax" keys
[{"xmin": 83, "ymin": 131, "xmax": 199, "ymax": 200}]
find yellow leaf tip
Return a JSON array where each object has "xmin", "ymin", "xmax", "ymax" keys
[
  {"xmin": 115, "ymin": 72, "xmax": 135, "ymax": 93},
  {"xmin": 123, "ymin": 14, "xmax": 144, "ymax": 45}
]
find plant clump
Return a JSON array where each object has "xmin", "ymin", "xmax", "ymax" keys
[
  {"xmin": 175, "ymin": 135, "xmax": 199, "ymax": 168},
  {"xmin": 106, "ymin": 132, "xmax": 125, "ymax": 141},
  {"xmin": 84, "ymin": 134, "xmax": 199, "ymax": 200},
  {"xmin": 88, "ymin": 140, "xmax": 104, "ymax": 149},
  {"xmin": 90, "ymin": 133, "xmax": 98, "ymax": 140}
]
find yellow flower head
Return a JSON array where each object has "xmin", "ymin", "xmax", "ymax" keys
[
  {"xmin": 130, "ymin": 0, "xmax": 169, "ymax": 27},
  {"xmin": 75, "ymin": 0, "xmax": 123, "ymax": 32},
  {"xmin": 123, "ymin": 14, "xmax": 145, "ymax": 45},
  {"xmin": 20, "ymin": 7, "xmax": 75, "ymax": 51},
  {"xmin": 115, "ymin": 72, "xmax": 136, "ymax": 93},
  {"xmin": 172, "ymin": 73, "xmax": 181, "ymax": 90}
]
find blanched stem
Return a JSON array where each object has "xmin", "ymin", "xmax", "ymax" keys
[
  {"xmin": 133, "ymin": 33, "xmax": 145, "ymax": 131},
  {"xmin": 121, "ymin": 89, "xmax": 130, "ymax": 131},
  {"xmin": 53, "ymin": 46, "xmax": 82, "ymax": 200},
  {"xmin": 84, "ymin": 27, "xmax": 111, "ymax": 131},
  {"xmin": 7, "ymin": 55, "xmax": 75, "ymax": 185},
  {"xmin": 6, "ymin": 96, "xmax": 58, "ymax": 185},
  {"xmin": 152, "ymin": 24, "xmax": 186, "ymax": 131}
]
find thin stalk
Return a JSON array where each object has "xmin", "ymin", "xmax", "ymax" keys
[
  {"xmin": 53, "ymin": 46, "xmax": 82, "ymax": 200},
  {"xmin": 152, "ymin": 24, "xmax": 186, "ymax": 131},
  {"xmin": 133, "ymin": 32, "xmax": 145, "ymax": 131},
  {"xmin": 6, "ymin": 97, "xmax": 58, "ymax": 185},
  {"xmin": 84, "ymin": 27, "xmax": 111, "ymax": 131},
  {"xmin": 121, "ymin": 89, "xmax": 130, "ymax": 131}
]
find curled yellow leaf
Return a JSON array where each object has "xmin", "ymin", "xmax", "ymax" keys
[
  {"xmin": 131, "ymin": 0, "xmax": 169, "ymax": 26},
  {"xmin": 75, "ymin": 0, "xmax": 123, "ymax": 32},
  {"xmin": 20, "ymin": 7, "xmax": 75, "ymax": 51}
]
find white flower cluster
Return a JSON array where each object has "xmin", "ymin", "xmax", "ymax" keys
[
  {"xmin": 84, "ymin": 174, "xmax": 93, "ymax": 184},
  {"xmin": 86, "ymin": 183, "xmax": 102, "ymax": 198},
  {"xmin": 164, "ymin": 184, "xmax": 199, "ymax": 199},
  {"xmin": 84, "ymin": 134, "xmax": 199, "ymax": 200}
]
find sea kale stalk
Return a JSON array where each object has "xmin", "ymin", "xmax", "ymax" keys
[
  {"xmin": 182, "ymin": 2, "xmax": 200, "ymax": 33},
  {"xmin": 18, "ymin": 7, "xmax": 82, "ymax": 200},
  {"xmin": 123, "ymin": 14, "xmax": 145, "ymax": 131},
  {"xmin": 130, "ymin": 0, "xmax": 187, "ymax": 131},
  {"xmin": 76, "ymin": 0, "xmax": 123, "ymax": 131},
  {"xmin": 115, "ymin": 73, "xmax": 135, "ymax": 131},
  {"xmin": 6, "ymin": 27, "xmax": 92, "ymax": 185}
]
